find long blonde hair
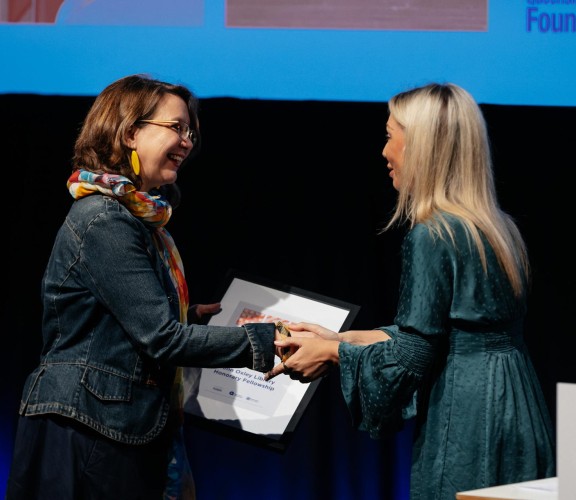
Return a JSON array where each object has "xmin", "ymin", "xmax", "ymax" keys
[{"xmin": 385, "ymin": 83, "xmax": 529, "ymax": 296}]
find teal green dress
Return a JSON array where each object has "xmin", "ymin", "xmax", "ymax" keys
[{"xmin": 339, "ymin": 215, "xmax": 555, "ymax": 500}]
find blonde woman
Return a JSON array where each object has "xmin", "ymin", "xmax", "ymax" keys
[{"xmin": 267, "ymin": 83, "xmax": 555, "ymax": 499}]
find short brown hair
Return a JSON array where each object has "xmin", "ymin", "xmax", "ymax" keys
[{"xmin": 72, "ymin": 74, "xmax": 199, "ymax": 191}]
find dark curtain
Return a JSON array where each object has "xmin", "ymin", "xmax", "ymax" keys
[{"xmin": 1, "ymin": 94, "xmax": 574, "ymax": 499}]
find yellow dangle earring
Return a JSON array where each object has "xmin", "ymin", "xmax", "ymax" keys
[{"xmin": 130, "ymin": 150, "xmax": 141, "ymax": 175}]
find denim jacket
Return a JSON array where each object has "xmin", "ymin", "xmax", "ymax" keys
[{"xmin": 19, "ymin": 194, "xmax": 276, "ymax": 445}]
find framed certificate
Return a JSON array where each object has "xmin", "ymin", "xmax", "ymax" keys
[{"xmin": 182, "ymin": 270, "xmax": 360, "ymax": 451}]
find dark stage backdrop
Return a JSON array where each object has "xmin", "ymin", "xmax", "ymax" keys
[{"xmin": 1, "ymin": 95, "xmax": 574, "ymax": 499}]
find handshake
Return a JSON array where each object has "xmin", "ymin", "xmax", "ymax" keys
[{"xmin": 266, "ymin": 321, "xmax": 341, "ymax": 383}]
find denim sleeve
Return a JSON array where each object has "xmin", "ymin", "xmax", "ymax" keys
[
  {"xmin": 77, "ymin": 204, "xmax": 275, "ymax": 370},
  {"xmin": 242, "ymin": 322, "xmax": 277, "ymax": 372}
]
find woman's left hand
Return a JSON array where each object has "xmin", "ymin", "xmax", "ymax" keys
[
  {"xmin": 188, "ymin": 303, "xmax": 222, "ymax": 323},
  {"xmin": 195, "ymin": 303, "xmax": 222, "ymax": 318}
]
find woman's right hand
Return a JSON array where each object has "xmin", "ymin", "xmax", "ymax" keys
[{"xmin": 265, "ymin": 336, "xmax": 339, "ymax": 382}]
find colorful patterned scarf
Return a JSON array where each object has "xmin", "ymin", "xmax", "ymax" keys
[
  {"xmin": 67, "ymin": 169, "xmax": 194, "ymax": 499},
  {"xmin": 67, "ymin": 170, "xmax": 188, "ymax": 318}
]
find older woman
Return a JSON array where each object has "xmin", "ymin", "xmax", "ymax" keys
[{"xmin": 6, "ymin": 74, "xmax": 284, "ymax": 500}]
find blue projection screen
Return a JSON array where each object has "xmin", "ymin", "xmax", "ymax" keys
[{"xmin": 0, "ymin": 0, "xmax": 575, "ymax": 106}]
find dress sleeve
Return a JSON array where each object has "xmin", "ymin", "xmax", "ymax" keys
[{"xmin": 338, "ymin": 225, "xmax": 453, "ymax": 438}]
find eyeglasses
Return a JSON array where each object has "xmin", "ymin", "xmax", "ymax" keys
[{"xmin": 137, "ymin": 119, "xmax": 198, "ymax": 146}]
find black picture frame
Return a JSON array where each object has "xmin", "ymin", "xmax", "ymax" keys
[{"xmin": 182, "ymin": 269, "xmax": 360, "ymax": 452}]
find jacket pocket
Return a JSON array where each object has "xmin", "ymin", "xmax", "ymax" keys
[{"xmin": 81, "ymin": 366, "xmax": 132, "ymax": 401}]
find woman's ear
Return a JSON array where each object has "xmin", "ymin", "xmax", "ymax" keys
[{"xmin": 125, "ymin": 124, "xmax": 138, "ymax": 149}]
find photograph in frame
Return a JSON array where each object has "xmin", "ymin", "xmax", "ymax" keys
[{"xmin": 182, "ymin": 270, "xmax": 360, "ymax": 451}]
